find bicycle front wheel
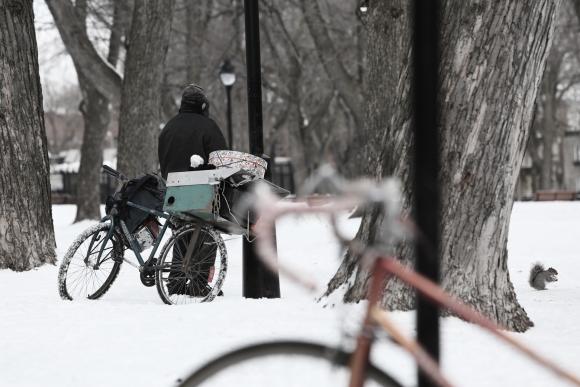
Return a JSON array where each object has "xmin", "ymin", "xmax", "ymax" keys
[
  {"xmin": 58, "ymin": 222, "xmax": 123, "ymax": 300},
  {"xmin": 177, "ymin": 341, "xmax": 403, "ymax": 387}
]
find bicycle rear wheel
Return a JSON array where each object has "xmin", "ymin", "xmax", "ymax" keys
[
  {"xmin": 177, "ymin": 341, "xmax": 402, "ymax": 387},
  {"xmin": 155, "ymin": 224, "xmax": 227, "ymax": 304}
]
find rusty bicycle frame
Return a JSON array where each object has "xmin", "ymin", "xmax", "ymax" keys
[{"xmin": 250, "ymin": 178, "xmax": 580, "ymax": 387}]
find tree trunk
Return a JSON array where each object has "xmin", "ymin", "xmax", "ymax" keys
[
  {"xmin": 528, "ymin": 109, "xmax": 543, "ymax": 194},
  {"xmin": 539, "ymin": 54, "xmax": 559, "ymax": 190},
  {"xmin": 72, "ymin": 0, "xmax": 113, "ymax": 222},
  {"xmin": 0, "ymin": 0, "xmax": 56, "ymax": 270},
  {"xmin": 572, "ymin": 0, "xmax": 580, "ymax": 24},
  {"xmin": 184, "ymin": 0, "xmax": 211, "ymax": 84},
  {"xmin": 325, "ymin": 0, "xmax": 560, "ymax": 332},
  {"xmin": 107, "ymin": 0, "xmax": 132, "ymax": 67},
  {"xmin": 74, "ymin": 74, "xmax": 110, "ymax": 222},
  {"xmin": 541, "ymin": 89, "xmax": 555, "ymax": 189},
  {"xmin": 117, "ymin": 0, "xmax": 174, "ymax": 178}
]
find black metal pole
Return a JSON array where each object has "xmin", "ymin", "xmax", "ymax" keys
[
  {"xmin": 242, "ymin": 0, "xmax": 280, "ymax": 299},
  {"xmin": 413, "ymin": 1, "xmax": 440, "ymax": 387},
  {"xmin": 226, "ymin": 85, "xmax": 233, "ymax": 148},
  {"xmin": 244, "ymin": 0, "xmax": 263, "ymax": 156}
]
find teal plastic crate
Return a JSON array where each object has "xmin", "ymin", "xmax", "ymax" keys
[
  {"xmin": 162, "ymin": 169, "xmax": 249, "ymax": 234},
  {"xmin": 163, "ymin": 184, "xmax": 216, "ymax": 219}
]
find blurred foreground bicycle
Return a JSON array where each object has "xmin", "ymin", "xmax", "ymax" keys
[{"xmin": 177, "ymin": 167, "xmax": 580, "ymax": 386}]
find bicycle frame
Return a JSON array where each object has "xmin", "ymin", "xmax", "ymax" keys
[
  {"xmin": 94, "ymin": 200, "xmax": 171, "ymax": 269},
  {"xmin": 349, "ymin": 258, "xmax": 454, "ymax": 387},
  {"xmin": 249, "ymin": 184, "xmax": 580, "ymax": 387},
  {"xmin": 348, "ymin": 256, "xmax": 580, "ymax": 387}
]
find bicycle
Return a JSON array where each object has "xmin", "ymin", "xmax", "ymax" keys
[
  {"xmin": 57, "ymin": 165, "xmax": 236, "ymax": 305},
  {"xmin": 176, "ymin": 167, "xmax": 580, "ymax": 386}
]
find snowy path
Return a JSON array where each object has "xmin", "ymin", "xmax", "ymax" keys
[{"xmin": 1, "ymin": 203, "xmax": 579, "ymax": 386}]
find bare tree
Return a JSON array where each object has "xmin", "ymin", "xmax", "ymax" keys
[
  {"xmin": 49, "ymin": 0, "xmax": 177, "ymax": 214},
  {"xmin": 325, "ymin": 0, "xmax": 561, "ymax": 332},
  {"xmin": 0, "ymin": 0, "xmax": 56, "ymax": 270},
  {"xmin": 256, "ymin": 0, "xmax": 364, "ymax": 182},
  {"xmin": 74, "ymin": 0, "xmax": 116, "ymax": 221},
  {"xmin": 527, "ymin": 3, "xmax": 580, "ymax": 191},
  {"xmin": 161, "ymin": 0, "xmax": 366, "ymax": 182},
  {"xmin": 539, "ymin": 48, "xmax": 562, "ymax": 190},
  {"xmin": 153, "ymin": 0, "xmax": 364, "ymax": 184},
  {"xmin": 47, "ymin": 0, "xmax": 130, "ymax": 222},
  {"xmin": 300, "ymin": 0, "xmax": 363, "ymax": 130},
  {"xmin": 116, "ymin": 0, "xmax": 175, "ymax": 178},
  {"xmin": 46, "ymin": 0, "xmax": 375, "ymax": 193},
  {"xmin": 47, "ymin": 0, "xmax": 130, "ymax": 221},
  {"xmin": 185, "ymin": 0, "xmax": 212, "ymax": 84},
  {"xmin": 45, "ymin": 0, "xmax": 122, "ymax": 104},
  {"xmin": 159, "ymin": 0, "xmax": 213, "ymax": 123}
]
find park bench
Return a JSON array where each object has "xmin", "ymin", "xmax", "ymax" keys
[{"xmin": 534, "ymin": 190, "xmax": 577, "ymax": 201}]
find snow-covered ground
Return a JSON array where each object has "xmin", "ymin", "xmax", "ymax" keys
[{"xmin": 1, "ymin": 202, "xmax": 579, "ymax": 386}]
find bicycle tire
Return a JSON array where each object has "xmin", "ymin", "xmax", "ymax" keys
[
  {"xmin": 58, "ymin": 222, "xmax": 123, "ymax": 300},
  {"xmin": 155, "ymin": 224, "xmax": 227, "ymax": 304},
  {"xmin": 177, "ymin": 340, "xmax": 403, "ymax": 387}
]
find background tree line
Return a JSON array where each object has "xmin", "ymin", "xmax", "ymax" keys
[
  {"xmin": 525, "ymin": 0, "xmax": 580, "ymax": 193},
  {"xmin": 42, "ymin": 0, "xmax": 580, "ymax": 208},
  {"xmin": 43, "ymin": 0, "xmax": 366, "ymax": 222}
]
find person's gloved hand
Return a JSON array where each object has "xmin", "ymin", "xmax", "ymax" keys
[{"xmin": 190, "ymin": 154, "xmax": 204, "ymax": 168}]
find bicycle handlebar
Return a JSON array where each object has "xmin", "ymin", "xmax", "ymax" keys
[
  {"xmin": 250, "ymin": 165, "xmax": 408, "ymax": 290},
  {"xmin": 101, "ymin": 164, "xmax": 128, "ymax": 182}
]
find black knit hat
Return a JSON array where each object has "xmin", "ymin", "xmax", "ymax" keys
[{"xmin": 180, "ymin": 84, "xmax": 209, "ymax": 114}]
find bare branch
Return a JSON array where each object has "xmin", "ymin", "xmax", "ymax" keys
[
  {"xmin": 300, "ymin": 0, "xmax": 363, "ymax": 128},
  {"xmin": 45, "ymin": 0, "xmax": 123, "ymax": 104}
]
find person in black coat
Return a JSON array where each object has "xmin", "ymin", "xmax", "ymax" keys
[
  {"xmin": 158, "ymin": 84, "xmax": 227, "ymax": 179},
  {"xmin": 158, "ymin": 84, "xmax": 227, "ymax": 297}
]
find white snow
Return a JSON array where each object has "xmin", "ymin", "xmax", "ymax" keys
[
  {"xmin": 50, "ymin": 148, "xmax": 117, "ymax": 173},
  {"xmin": 1, "ymin": 202, "xmax": 580, "ymax": 386}
]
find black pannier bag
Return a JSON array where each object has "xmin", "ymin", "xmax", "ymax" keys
[
  {"xmin": 215, "ymin": 174, "xmax": 290, "ymax": 229},
  {"xmin": 215, "ymin": 179, "xmax": 253, "ymax": 227},
  {"xmin": 106, "ymin": 173, "xmax": 165, "ymax": 233}
]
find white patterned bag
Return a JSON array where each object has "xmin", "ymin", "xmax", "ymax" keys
[{"xmin": 208, "ymin": 150, "xmax": 267, "ymax": 179}]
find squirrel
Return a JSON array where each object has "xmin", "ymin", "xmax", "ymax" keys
[{"xmin": 529, "ymin": 263, "xmax": 558, "ymax": 290}]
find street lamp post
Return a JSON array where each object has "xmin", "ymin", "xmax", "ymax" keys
[
  {"xmin": 219, "ymin": 59, "xmax": 236, "ymax": 148},
  {"xmin": 242, "ymin": 0, "xmax": 281, "ymax": 299}
]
